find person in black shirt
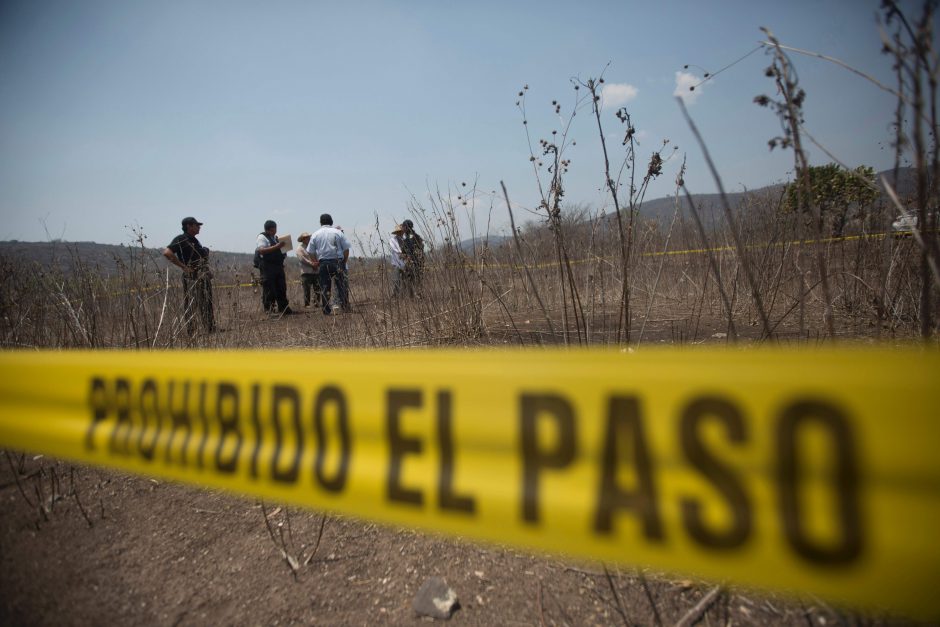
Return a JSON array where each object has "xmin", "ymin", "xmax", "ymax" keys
[
  {"xmin": 163, "ymin": 216, "xmax": 216, "ymax": 333},
  {"xmin": 394, "ymin": 219, "xmax": 425, "ymax": 298},
  {"xmin": 255, "ymin": 219, "xmax": 292, "ymax": 314}
]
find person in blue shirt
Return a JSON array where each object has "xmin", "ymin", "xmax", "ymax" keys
[{"xmin": 306, "ymin": 213, "xmax": 351, "ymax": 315}]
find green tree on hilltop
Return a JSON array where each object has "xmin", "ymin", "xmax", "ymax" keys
[{"xmin": 784, "ymin": 164, "xmax": 878, "ymax": 237}]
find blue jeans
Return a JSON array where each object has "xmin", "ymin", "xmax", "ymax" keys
[{"xmin": 318, "ymin": 259, "xmax": 349, "ymax": 314}]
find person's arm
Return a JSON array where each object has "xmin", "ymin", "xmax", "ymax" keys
[
  {"xmin": 256, "ymin": 234, "xmax": 283, "ymax": 255},
  {"xmin": 163, "ymin": 247, "xmax": 189, "ymax": 272},
  {"xmin": 389, "ymin": 236, "xmax": 404, "ymax": 269},
  {"xmin": 341, "ymin": 234, "xmax": 351, "ymax": 267},
  {"xmin": 297, "ymin": 247, "xmax": 318, "ymax": 269}
]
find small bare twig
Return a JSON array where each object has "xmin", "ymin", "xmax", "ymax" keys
[
  {"xmin": 5, "ymin": 450, "xmax": 36, "ymax": 508},
  {"xmin": 758, "ymin": 40, "xmax": 900, "ymax": 98},
  {"xmin": 302, "ymin": 513, "xmax": 329, "ymax": 566},
  {"xmin": 638, "ymin": 570, "xmax": 663, "ymax": 627},
  {"xmin": 152, "ymin": 267, "xmax": 171, "ymax": 348},
  {"xmin": 602, "ymin": 564, "xmax": 630, "ymax": 626},
  {"xmin": 34, "ymin": 468, "xmax": 49, "ymax": 521},
  {"xmin": 675, "ymin": 585, "xmax": 723, "ymax": 627},
  {"xmin": 70, "ymin": 467, "xmax": 94, "ymax": 528},
  {"xmin": 261, "ymin": 500, "xmax": 300, "ymax": 580}
]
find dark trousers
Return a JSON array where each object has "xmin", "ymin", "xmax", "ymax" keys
[
  {"xmin": 392, "ymin": 265, "xmax": 420, "ymax": 298},
  {"xmin": 181, "ymin": 271, "xmax": 215, "ymax": 333},
  {"xmin": 261, "ymin": 264, "xmax": 289, "ymax": 313},
  {"xmin": 318, "ymin": 259, "xmax": 349, "ymax": 314},
  {"xmin": 301, "ymin": 272, "xmax": 321, "ymax": 306}
]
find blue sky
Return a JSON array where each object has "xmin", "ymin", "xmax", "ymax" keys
[{"xmin": 0, "ymin": 0, "xmax": 908, "ymax": 254}]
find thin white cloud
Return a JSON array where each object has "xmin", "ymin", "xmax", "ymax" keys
[
  {"xmin": 674, "ymin": 71, "xmax": 705, "ymax": 104},
  {"xmin": 601, "ymin": 83, "xmax": 638, "ymax": 108}
]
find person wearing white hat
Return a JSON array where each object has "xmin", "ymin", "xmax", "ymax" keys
[
  {"xmin": 389, "ymin": 219, "xmax": 424, "ymax": 298},
  {"xmin": 388, "ymin": 223, "xmax": 407, "ymax": 296},
  {"xmin": 295, "ymin": 232, "xmax": 320, "ymax": 307}
]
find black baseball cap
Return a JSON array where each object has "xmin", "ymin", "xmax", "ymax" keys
[{"xmin": 182, "ymin": 217, "xmax": 203, "ymax": 227}]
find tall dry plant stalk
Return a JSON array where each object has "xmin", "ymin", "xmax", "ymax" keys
[
  {"xmin": 583, "ymin": 76, "xmax": 675, "ymax": 344},
  {"xmin": 879, "ymin": 0, "xmax": 940, "ymax": 338},
  {"xmin": 678, "ymin": 97, "xmax": 774, "ymax": 341},
  {"xmin": 516, "ymin": 83, "xmax": 587, "ymax": 345},
  {"xmin": 758, "ymin": 27, "xmax": 834, "ymax": 339}
]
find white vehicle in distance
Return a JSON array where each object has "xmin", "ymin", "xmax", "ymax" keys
[
  {"xmin": 892, "ymin": 210, "xmax": 937, "ymax": 236},
  {"xmin": 891, "ymin": 213, "xmax": 918, "ymax": 234}
]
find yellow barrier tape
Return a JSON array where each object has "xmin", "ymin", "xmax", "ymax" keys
[
  {"xmin": 114, "ymin": 230, "xmax": 908, "ymax": 295},
  {"xmin": 521, "ymin": 230, "xmax": 903, "ymax": 270},
  {"xmin": 0, "ymin": 348, "xmax": 937, "ymax": 618}
]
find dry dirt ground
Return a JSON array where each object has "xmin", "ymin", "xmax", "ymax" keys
[
  {"xmin": 0, "ymin": 257, "xmax": 928, "ymax": 625},
  {"xmin": 0, "ymin": 454, "xmax": 923, "ymax": 627}
]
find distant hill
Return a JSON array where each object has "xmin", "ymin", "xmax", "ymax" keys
[
  {"xmin": 625, "ymin": 166, "xmax": 917, "ymax": 225},
  {"xmin": 1, "ymin": 168, "xmax": 918, "ymax": 275},
  {"xmin": 0, "ymin": 240, "xmax": 255, "ymax": 277},
  {"xmin": 458, "ymin": 234, "xmax": 511, "ymax": 253},
  {"xmin": 0, "ymin": 239, "xmax": 382, "ymax": 278}
]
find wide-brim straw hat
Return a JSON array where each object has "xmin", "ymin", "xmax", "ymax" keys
[
  {"xmin": 298, "ymin": 232, "xmax": 312, "ymax": 240},
  {"xmin": 391, "ymin": 224, "xmax": 405, "ymax": 234}
]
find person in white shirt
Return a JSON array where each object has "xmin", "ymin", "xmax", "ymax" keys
[
  {"xmin": 389, "ymin": 224, "xmax": 406, "ymax": 274},
  {"xmin": 388, "ymin": 219, "xmax": 424, "ymax": 298},
  {"xmin": 306, "ymin": 213, "xmax": 351, "ymax": 315},
  {"xmin": 295, "ymin": 232, "xmax": 320, "ymax": 307}
]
